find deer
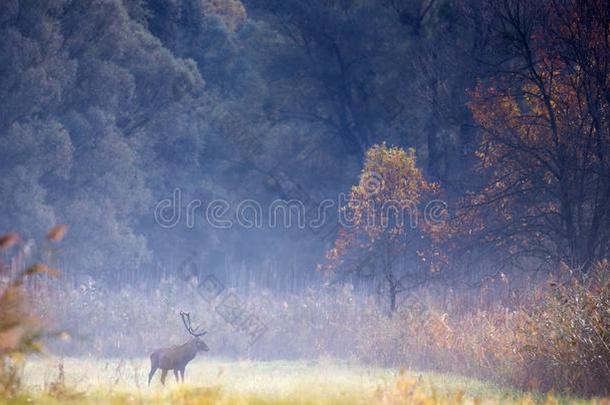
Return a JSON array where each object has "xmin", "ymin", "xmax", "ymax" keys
[{"xmin": 148, "ymin": 311, "xmax": 209, "ymax": 386}]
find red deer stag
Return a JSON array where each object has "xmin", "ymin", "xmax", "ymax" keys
[{"xmin": 148, "ymin": 311, "xmax": 209, "ymax": 385}]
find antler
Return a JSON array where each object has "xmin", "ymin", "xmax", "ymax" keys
[{"xmin": 180, "ymin": 311, "xmax": 207, "ymax": 337}]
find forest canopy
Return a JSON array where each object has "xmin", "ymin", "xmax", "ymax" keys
[{"xmin": 1, "ymin": 0, "xmax": 608, "ymax": 289}]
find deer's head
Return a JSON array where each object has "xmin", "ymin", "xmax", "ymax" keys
[{"xmin": 180, "ymin": 311, "xmax": 209, "ymax": 352}]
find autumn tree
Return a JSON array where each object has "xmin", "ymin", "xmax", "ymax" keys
[
  {"xmin": 326, "ymin": 144, "xmax": 443, "ymax": 313},
  {"xmin": 462, "ymin": 0, "xmax": 610, "ymax": 272}
]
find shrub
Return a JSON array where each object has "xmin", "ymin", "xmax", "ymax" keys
[
  {"xmin": 513, "ymin": 262, "xmax": 610, "ymax": 395},
  {"xmin": 0, "ymin": 229, "xmax": 63, "ymax": 396}
]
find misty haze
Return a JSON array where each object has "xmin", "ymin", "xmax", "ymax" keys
[{"xmin": 1, "ymin": 0, "xmax": 609, "ymax": 404}]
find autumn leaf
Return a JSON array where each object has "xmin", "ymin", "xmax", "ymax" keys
[
  {"xmin": 46, "ymin": 225, "xmax": 68, "ymax": 242},
  {"xmin": 0, "ymin": 232, "xmax": 19, "ymax": 251},
  {"xmin": 25, "ymin": 263, "xmax": 60, "ymax": 278}
]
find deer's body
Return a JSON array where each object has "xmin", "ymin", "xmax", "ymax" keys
[{"xmin": 148, "ymin": 312, "xmax": 209, "ymax": 385}]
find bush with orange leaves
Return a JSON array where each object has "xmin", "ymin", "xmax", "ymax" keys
[
  {"xmin": 511, "ymin": 262, "xmax": 610, "ymax": 395},
  {"xmin": 357, "ymin": 262, "xmax": 610, "ymax": 396},
  {"xmin": 0, "ymin": 226, "xmax": 65, "ymax": 396}
]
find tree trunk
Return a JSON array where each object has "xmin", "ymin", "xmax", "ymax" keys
[{"xmin": 389, "ymin": 284, "xmax": 397, "ymax": 317}]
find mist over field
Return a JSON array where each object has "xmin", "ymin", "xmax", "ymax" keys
[{"xmin": 1, "ymin": 0, "xmax": 610, "ymax": 403}]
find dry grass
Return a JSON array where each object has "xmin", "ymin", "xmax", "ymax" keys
[{"xmin": 7, "ymin": 357, "xmax": 601, "ymax": 404}]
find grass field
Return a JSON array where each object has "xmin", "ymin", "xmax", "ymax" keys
[{"xmin": 0, "ymin": 357, "xmax": 601, "ymax": 404}]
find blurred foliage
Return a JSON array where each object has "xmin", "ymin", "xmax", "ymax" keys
[{"xmin": 0, "ymin": 228, "xmax": 65, "ymax": 397}]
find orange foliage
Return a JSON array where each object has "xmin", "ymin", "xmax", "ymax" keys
[
  {"xmin": 0, "ymin": 233, "xmax": 19, "ymax": 251},
  {"xmin": 0, "ymin": 229, "xmax": 64, "ymax": 395},
  {"xmin": 46, "ymin": 224, "xmax": 68, "ymax": 242},
  {"xmin": 326, "ymin": 143, "xmax": 446, "ymax": 275},
  {"xmin": 462, "ymin": 0, "xmax": 610, "ymax": 269},
  {"xmin": 359, "ymin": 262, "xmax": 610, "ymax": 395}
]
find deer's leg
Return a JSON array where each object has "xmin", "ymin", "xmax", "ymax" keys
[
  {"xmin": 148, "ymin": 366, "xmax": 158, "ymax": 386},
  {"xmin": 148, "ymin": 354, "xmax": 158, "ymax": 386},
  {"xmin": 160, "ymin": 369, "xmax": 168, "ymax": 385},
  {"xmin": 173, "ymin": 369, "xmax": 179, "ymax": 382},
  {"xmin": 179, "ymin": 367, "xmax": 185, "ymax": 382}
]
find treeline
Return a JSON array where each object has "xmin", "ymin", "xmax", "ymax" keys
[{"xmin": 1, "ymin": 0, "xmax": 608, "ymax": 292}]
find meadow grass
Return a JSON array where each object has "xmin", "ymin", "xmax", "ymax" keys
[{"xmin": 1, "ymin": 357, "xmax": 603, "ymax": 404}]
